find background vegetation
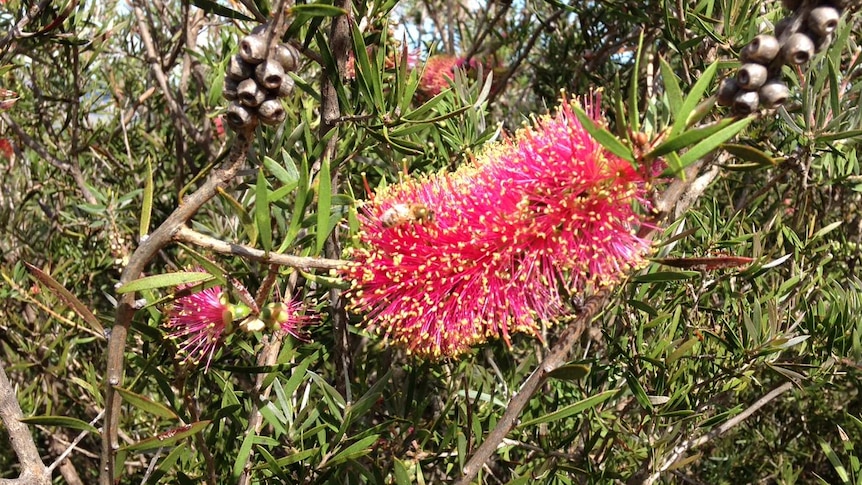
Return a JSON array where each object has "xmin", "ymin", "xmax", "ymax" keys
[{"xmin": 0, "ymin": 0, "xmax": 861, "ymax": 483}]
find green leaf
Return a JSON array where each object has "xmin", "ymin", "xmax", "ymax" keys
[
  {"xmin": 570, "ymin": 103, "xmax": 634, "ymax": 162},
  {"xmin": 190, "ymin": 0, "xmax": 254, "ymax": 20},
  {"xmin": 24, "ymin": 262, "xmax": 104, "ymax": 337},
  {"xmin": 820, "ymin": 439, "xmax": 852, "ymax": 485},
  {"xmin": 315, "ymin": 156, "xmax": 332, "ymax": 254},
  {"xmin": 660, "ymin": 57, "xmax": 683, "ymax": 116},
  {"xmin": 122, "ymin": 421, "xmax": 211, "ymax": 451},
  {"xmin": 114, "ymin": 386, "xmax": 178, "ymax": 420},
  {"xmin": 140, "ymin": 157, "xmax": 153, "ymax": 238},
  {"xmin": 633, "ymin": 271, "xmax": 699, "ymax": 282},
  {"xmin": 626, "ymin": 372, "xmax": 653, "ymax": 410},
  {"xmin": 547, "ymin": 364, "xmax": 591, "ymax": 382},
  {"xmin": 19, "ymin": 415, "xmax": 98, "ymax": 434},
  {"xmin": 671, "ymin": 61, "xmax": 719, "ymax": 136},
  {"xmin": 671, "ymin": 116, "xmax": 753, "ymax": 173},
  {"xmin": 816, "ymin": 129, "xmax": 862, "ymax": 143},
  {"xmin": 517, "ymin": 389, "xmax": 616, "ymax": 428},
  {"xmin": 666, "ymin": 338, "xmax": 699, "ymax": 365},
  {"xmin": 255, "ymin": 168, "xmax": 272, "ymax": 252},
  {"xmin": 323, "ymin": 435, "xmax": 380, "ymax": 467},
  {"xmin": 116, "ymin": 272, "xmax": 212, "ymax": 294},
  {"xmin": 649, "ymin": 118, "xmax": 736, "ymax": 159},
  {"xmin": 289, "ymin": 4, "xmax": 348, "ymax": 17},
  {"xmin": 721, "ymin": 143, "xmax": 777, "ymax": 166}
]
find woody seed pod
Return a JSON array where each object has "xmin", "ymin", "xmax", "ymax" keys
[
  {"xmin": 782, "ymin": 33, "xmax": 815, "ymax": 64},
  {"xmin": 239, "ymin": 34, "xmax": 267, "ymax": 65},
  {"xmin": 258, "ymin": 98, "xmax": 286, "ymax": 125},
  {"xmin": 717, "ymin": 77, "xmax": 740, "ymax": 107},
  {"xmin": 775, "ymin": 17, "xmax": 795, "ymax": 39},
  {"xmin": 223, "ymin": 78, "xmax": 238, "ymax": 101},
  {"xmin": 732, "ymin": 90, "xmax": 759, "ymax": 115},
  {"xmin": 737, "ymin": 63, "xmax": 769, "ymax": 90},
  {"xmin": 237, "ymin": 78, "xmax": 265, "ymax": 107},
  {"xmin": 273, "ymin": 43, "xmax": 300, "ymax": 72},
  {"xmin": 277, "ymin": 75, "xmax": 295, "ymax": 98},
  {"xmin": 226, "ymin": 102, "xmax": 255, "ymax": 129},
  {"xmin": 741, "ymin": 35, "xmax": 780, "ymax": 64},
  {"xmin": 254, "ymin": 60, "xmax": 285, "ymax": 91},
  {"xmin": 759, "ymin": 80, "xmax": 790, "ymax": 108},
  {"xmin": 808, "ymin": 6, "xmax": 841, "ymax": 37},
  {"xmin": 226, "ymin": 55, "xmax": 253, "ymax": 81}
]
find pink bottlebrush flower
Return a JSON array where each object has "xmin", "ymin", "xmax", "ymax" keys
[
  {"xmin": 345, "ymin": 98, "xmax": 652, "ymax": 359},
  {"xmin": 260, "ymin": 299, "xmax": 313, "ymax": 340},
  {"xmin": 0, "ymin": 138, "xmax": 12, "ymax": 159},
  {"xmin": 165, "ymin": 285, "xmax": 237, "ymax": 370},
  {"xmin": 418, "ymin": 55, "xmax": 461, "ymax": 97}
]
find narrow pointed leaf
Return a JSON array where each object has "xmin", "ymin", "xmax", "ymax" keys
[
  {"xmin": 117, "ymin": 272, "xmax": 212, "ymax": 294},
  {"xmin": 25, "ymin": 262, "xmax": 104, "ymax": 337},
  {"xmin": 115, "ymin": 386, "xmax": 178, "ymax": 419},
  {"xmin": 517, "ymin": 389, "xmax": 616, "ymax": 428},
  {"xmin": 19, "ymin": 415, "xmax": 98, "ymax": 434},
  {"xmin": 256, "ymin": 168, "xmax": 272, "ymax": 252},
  {"xmin": 671, "ymin": 61, "xmax": 719, "ymax": 136},
  {"xmin": 140, "ymin": 157, "xmax": 153, "ymax": 238},
  {"xmin": 122, "ymin": 421, "xmax": 211, "ymax": 451},
  {"xmin": 571, "ymin": 104, "xmax": 633, "ymax": 162}
]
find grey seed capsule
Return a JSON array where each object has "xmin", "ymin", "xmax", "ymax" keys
[
  {"xmin": 254, "ymin": 60, "xmax": 285, "ymax": 91},
  {"xmin": 226, "ymin": 55, "xmax": 253, "ymax": 81},
  {"xmin": 733, "ymin": 90, "xmax": 759, "ymax": 115},
  {"xmin": 237, "ymin": 78, "xmax": 266, "ymax": 107},
  {"xmin": 782, "ymin": 33, "xmax": 815, "ymax": 64},
  {"xmin": 277, "ymin": 75, "xmax": 295, "ymax": 98},
  {"xmin": 717, "ymin": 77, "xmax": 740, "ymax": 107},
  {"xmin": 741, "ymin": 35, "xmax": 780, "ymax": 64},
  {"xmin": 716, "ymin": 77, "xmax": 739, "ymax": 106},
  {"xmin": 808, "ymin": 6, "xmax": 841, "ymax": 37},
  {"xmin": 258, "ymin": 98, "xmax": 286, "ymax": 125},
  {"xmin": 223, "ymin": 78, "xmax": 238, "ymax": 101},
  {"xmin": 274, "ymin": 43, "xmax": 300, "ymax": 72},
  {"xmin": 226, "ymin": 102, "xmax": 255, "ymax": 129},
  {"xmin": 775, "ymin": 17, "xmax": 795, "ymax": 39},
  {"xmin": 239, "ymin": 34, "xmax": 267, "ymax": 65},
  {"xmin": 759, "ymin": 80, "xmax": 790, "ymax": 108},
  {"xmin": 737, "ymin": 63, "xmax": 769, "ymax": 90},
  {"xmin": 814, "ymin": 32, "xmax": 834, "ymax": 53}
]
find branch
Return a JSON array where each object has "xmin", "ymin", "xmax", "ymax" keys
[
  {"xmin": 173, "ymin": 226, "xmax": 345, "ymax": 270},
  {"xmin": 455, "ymin": 287, "xmax": 612, "ymax": 484},
  {"xmin": 99, "ymin": 125, "xmax": 256, "ymax": 485},
  {"xmin": 642, "ymin": 382, "xmax": 794, "ymax": 485},
  {"xmin": 0, "ymin": 359, "xmax": 50, "ymax": 485}
]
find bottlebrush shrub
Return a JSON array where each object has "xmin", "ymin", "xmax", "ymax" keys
[{"xmin": 344, "ymin": 98, "xmax": 653, "ymax": 358}]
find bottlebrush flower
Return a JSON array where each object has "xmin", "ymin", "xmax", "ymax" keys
[
  {"xmin": 418, "ymin": 55, "xmax": 464, "ymax": 97},
  {"xmin": 260, "ymin": 299, "xmax": 313, "ymax": 340},
  {"xmin": 345, "ymin": 98, "xmax": 652, "ymax": 359},
  {"xmin": 165, "ymin": 284, "xmax": 248, "ymax": 370}
]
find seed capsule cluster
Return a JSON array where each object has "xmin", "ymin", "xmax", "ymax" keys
[
  {"xmin": 718, "ymin": 0, "xmax": 850, "ymax": 114},
  {"xmin": 223, "ymin": 27, "xmax": 300, "ymax": 129}
]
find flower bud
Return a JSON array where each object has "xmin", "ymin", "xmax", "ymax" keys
[
  {"xmin": 782, "ymin": 33, "xmax": 815, "ymax": 64},
  {"xmin": 808, "ymin": 6, "xmax": 841, "ymax": 37},
  {"xmin": 239, "ymin": 34, "xmax": 267, "ymax": 65},
  {"xmin": 277, "ymin": 75, "xmax": 295, "ymax": 98},
  {"xmin": 237, "ymin": 78, "xmax": 265, "ymax": 107},
  {"xmin": 737, "ymin": 63, "xmax": 768, "ymax": 90},
  {"xmin": 740, "ymin": 35, "xmax": 780, "ymax": 64},
  {"xmin": 274, "ymin": 43, "xmax": 300, "ymax": 72},
  {"xmin": 254, "ymin": 59, "xmax": 285, "ymax": 91},
  {"xmin": 258, "ymin": 98, "xmax": 286, "ymax": 125},
  {"xmin": 226, "ymin": 102, "xmax": 255, "ymax": 129},
  {"xmin": 717, "ymin": 77, "xmax": 740, "ymax": 107},
  {"xmin": 759, "ymin": 80, "xmax": 790, "ymax": 108},
  {"xmin": 226, "ymin": 54, "xmax": 253, "ymax": 81},
  {"xmin": 733, "ymin": 90, "xmax": 759, "ymax": 115},
  {"xmin": 223, "ymin": 78, "xmax": 238, "ymax": 101}
]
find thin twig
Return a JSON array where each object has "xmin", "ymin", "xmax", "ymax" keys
[
  {"xmin": 642, "ymin": 382, "xmax": 794, "ymax": 484},
  {"xmin": 455, "ymin": 287, "xmax": 613, "ymax": 484},
  {"xmin": 173, "ymin": 226, "xmax": 345, "ymax": 270}
]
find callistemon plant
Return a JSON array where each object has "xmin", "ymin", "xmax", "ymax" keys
[{"xmin": 345, "ymin": 98, "xmax": 654, "ymax": 359}]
